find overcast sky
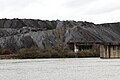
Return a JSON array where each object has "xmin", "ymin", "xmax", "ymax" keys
[{"xmin": 0, "ymin": 0, "xmax": 120, "ymax": 23}]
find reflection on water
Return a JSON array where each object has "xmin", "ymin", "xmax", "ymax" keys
[{"xmin": 0, "ymin": 58, "xmax": 120, "ymax": 80}]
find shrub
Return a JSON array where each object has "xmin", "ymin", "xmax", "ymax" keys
[
  {"xmin": 0, "ymin": 49, "xmax": 13, "ymax": 55},
  {"xmin": 17, "ymin": 47, "xmax": 55, "ymax": 59},
  {"xmin": 16, "ymin": 47, "xmax": 99, "ymax": 59},
  {"xmin": 45, "ymin": 48, "xmax": 59, "ymax": 58},
  {"xmin": 16, "ymin": 47, "xmax": 72, "ymax": 59},
  {"xmin": 16, "ymin": 48, "xmax": 40, "ymax": 59},
  {"xmin": 3, "ymin": 49, "xmax": 13, "ymax": 55},
  {"xmin": 64, "ymin": 51, "xmax": 77, "ymax": 58},
  {"xmin": 77, "ymin": 49, "xmax": 99, "ymax": 57},
  {"xmin": 0, "ymin": 48, "xmax": 3, "ymax": 55}
]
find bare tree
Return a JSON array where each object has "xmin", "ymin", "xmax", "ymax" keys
[{"xmin": 54, "ymin": 27, "xmax": 66, "ymax": 51}]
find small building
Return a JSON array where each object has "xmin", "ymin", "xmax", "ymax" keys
[
  {"xmin": 66, "ymin": 26, "xmax": 120, "ymax": 59},
  {"xmin": 68, "ymin": 42, "xmax": 120, "ymax": 58},
  {"xmin": 100, "ymin": 43, "xmax": 120, "ymax": 58},
  {"xmin": 68, "ymin": 42, "xmax": 100, "ymax": 53}
]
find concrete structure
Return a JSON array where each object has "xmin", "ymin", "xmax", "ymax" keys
[
  {"xmin": 68, "ymin": 42, "xmax": 120, "ymax": 58},
  {"xmin": 68, "ymin": 42, "xmax": 100, "ymax": 52},
  {"xmin": 100, "ymin": 44, "xmax": 120, "ymax": 58}
]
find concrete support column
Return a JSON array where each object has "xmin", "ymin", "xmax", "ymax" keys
[
  {"xmin": 118, "ymin": 46, "xmax": 120, "ymax": 58},
  {"xmin": 74, "ymin": 43, "xmax": 79, "ymax": 53},
  {"xmin": 115, "ymin": 46, "xmax": 119, "ymax": 58},
  {"xmin": 106, "ymin": 46, "xmax": 109, "ymax": 58},
  {"xmin": 100, "ymin": 45, "xmax": 106, "ymax": 58},
  {"xmin": 110, "ymin": 46, "xmax": 114, "ymax": 58}
]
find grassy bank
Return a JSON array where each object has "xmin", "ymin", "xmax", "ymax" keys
[{"xmin": 0, "ymin": 47, "xmax": 99, "ymax": 59}]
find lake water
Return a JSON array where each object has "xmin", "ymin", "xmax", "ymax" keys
[{"xmin": 0, "ymin": 58, "xmax": 120, "ymax": 80}]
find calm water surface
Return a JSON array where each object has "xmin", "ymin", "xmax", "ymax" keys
[{"xmin": 0, "ymin": 58, "xmax": 120, "ymax": 80}]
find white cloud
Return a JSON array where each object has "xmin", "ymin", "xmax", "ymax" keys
[
  {"xmin": 0, "ymin": 0, "xmax": 36, "ymax": 10},
  {"xmin": 0, "ymin": 0, "xmax": 120, "ymax": 24},
  {"xmin": 83, "ymin": 0, "xmax": 120, "ymax": 15},
  {"xmin": 65, "ymin": 0, "xmax": 96, "ymax": 8}
]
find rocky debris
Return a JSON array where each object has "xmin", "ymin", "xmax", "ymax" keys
[
  {"xmin": 0, "ymin": 19, "xmax": 57, "ymax": 29},
  {"xmin": 0, "ymin": 19, "xmax": 120, "ymax": 51},
  {"xmin": 0, "ymin": 28, "xmax": 18, "ymax": 37},
  {"xmin": 18, "ymin": 27, "xmax": 47, "ymax": 34}
]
